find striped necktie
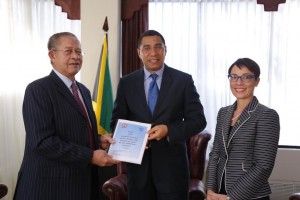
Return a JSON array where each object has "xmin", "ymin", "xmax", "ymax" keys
[{"xmin": 71, "ymin": 82, "xmax": 95, "ymax": 149}]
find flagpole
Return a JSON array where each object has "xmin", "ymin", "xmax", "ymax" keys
[
  {"xmin": 103, "ymin": 16, "xmax": 109, "ymax": 32},
  {"xmin": 98, "ymin": 17, "xmax": 117, "ymax": 199},
  {"xmin": 92, "ymin": 16, "xmax": 113, "ymax": 134},
  {"xmin": 103, "ymin": 17, "xmax": 109, "ymax": 45}
]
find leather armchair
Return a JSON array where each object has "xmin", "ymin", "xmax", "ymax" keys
[
  {"xmin": 0, "ymin": 184, "xmax": 8, "ymax": 199},
  {"xmin": 290, "ymin": 193, "xmax": 300, "ymax": 200},
  {"xmin": 102, "ymin": 131, "xmax": 211, "ymax": 200}
]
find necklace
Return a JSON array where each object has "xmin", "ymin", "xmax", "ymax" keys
[{"xmin": 231, "ymin": 113, "xmax": 241, "ymax": 121}]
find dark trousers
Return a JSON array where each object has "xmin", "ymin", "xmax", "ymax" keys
[
  {"xmin": 91, "ymin": 166, "xmax": 100, "ymax": 200},
  {"xmin": 128, "ymin": 150, "xmax": 188, "ymax": 200}
]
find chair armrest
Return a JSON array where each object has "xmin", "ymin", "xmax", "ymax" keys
[
  {"xmin": 290, "ymin": 193, "xmax": 300, "ymax": 200},
  {"xmin": 102, "ymin": 174, "xmax": 128, "ymax": 200},
  {"xmin": 189, "ymin": 179, "xmax": 205, "ymax": 200}
]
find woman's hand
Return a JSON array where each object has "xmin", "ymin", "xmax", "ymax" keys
[
  {"xmin": 207, "ymin": 189, "xmax": 219, "ymax": 200},
  {"xmin": 206, "ymin": 190, "xmax": 229, "ymax": 200}
]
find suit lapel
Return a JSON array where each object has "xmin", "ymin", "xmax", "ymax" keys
[
  {"xmin": 139, "ymin": 66, "xmax": 174, "ymax": 117},
  {"xmin": 134, "ymin": 69, "xmax": 152, "ymax": 117},
  {"xmin": 49, "ymin": 71, "xmax": 85, "ymax": 118},
  {"xmin": 139, "ymin": 70, "xmax": 149, "ymax": 108},
  {"xmin": 228, "ymin": 109, "xmax": 251, "ymax": 145},
  {"xmin": 77, "ymin": 83, "xmax": 94, "ymax": 121},
  {"xmin": 225, "ymin": 97, "xmax": 259, "ymax": 146},
  {"xmin": 152, "ymin": 66, "xmax": 172, "ymax": 116},
  {"xmin": 222, "ymin": 105, "xmax": 234, "ymax": 147}
]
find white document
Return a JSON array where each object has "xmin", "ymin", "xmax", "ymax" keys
[{"xmin": 107, "ymin": 119, "xmax": 151, "ymax": 164}]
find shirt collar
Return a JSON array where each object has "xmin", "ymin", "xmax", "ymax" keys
[
  {"xmin": 143, "ymin": 64, "xmax": 165, "ymax": 79},
  {"xmin": 52, "ymin": 69, "xmax": 74, "ymax": 89}
]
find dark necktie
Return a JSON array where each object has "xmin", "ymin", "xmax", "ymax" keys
[
  {"xmin": 71, "ymin": 83, "xmax": 95, "ymax": 149},
  {"xmin": 148, "ymin": 74, "xmax": 159, "ymax": 114}
]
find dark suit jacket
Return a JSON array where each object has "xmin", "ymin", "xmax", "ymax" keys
[
  {"xmin": 111, "ymin": 65, "xmax": 207, "ymax": 194},
  {"xmin": 206, "ymin": 96, "xmax": 280, "ymax": 200},
  {"xmin": 14, "ymin": 71, "xmax": 99, "ymax": 200}
]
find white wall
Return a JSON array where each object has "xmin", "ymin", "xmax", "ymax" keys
[
  {"xmin": 81, "ymin": 0, "xmax": 121, "ymax": 97},
  {"xmin": 80, "ymin": 0, "xmax": 300, "ymax": 186},
  {"xmin": 270, "ymin": 148, "xmax": 300, "ymax": 181}
]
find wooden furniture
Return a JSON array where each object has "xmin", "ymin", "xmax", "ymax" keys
[
  {"xmin": 290, "ymin": 193, "xmax": 300, "ymax": 200},
  {"xmin": 0, "ymin": 184, "xmax": 8, "ymax": 199}
]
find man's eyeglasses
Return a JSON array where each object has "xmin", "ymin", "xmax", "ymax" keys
[
  {"xmin": 228, "ymin": 74, "xmax": 256, "ymax": 83},
  {"xmin": 53, "ymin": 49, "xmax": 84, "ymax": 56},
  {"xmin": 140, "ymin": 44, "xmax": 165, "ymax": 53}
]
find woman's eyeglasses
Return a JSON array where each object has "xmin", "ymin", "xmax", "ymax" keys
[{"xmin": 228, "ymin": 74, "xmax": 256, "ymax": 83}]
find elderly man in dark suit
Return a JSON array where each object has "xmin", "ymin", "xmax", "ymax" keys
[
  {"xmin": 13, "ymin": 32, "xmax": 119, "ymax": 200},
  {"xmin": 110, "ymin": 30, "xmax": 207, "ymax": 200}
]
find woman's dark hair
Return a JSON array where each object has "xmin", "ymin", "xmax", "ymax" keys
[
  {"xmin": 228, "ymin": 58, "xmax": 261, "ymax": 78},
  {"xmin": 137, "ymin": 30, "xmax": 165, "ymax": 48}
]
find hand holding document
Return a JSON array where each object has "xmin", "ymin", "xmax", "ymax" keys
[{"xmin": 107, "ymin": 119, "xmax": 151, "ymax": 164}]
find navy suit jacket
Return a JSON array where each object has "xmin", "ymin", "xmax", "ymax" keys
[
  {"xmin": 111, "ymin": 65, "xmax": 207, "ymax": 194},
  {"xmin": 206, "ymin": 97, "xmax": 280, "ymax": 199},
  {"xmin": 14, "ymin": 71, "xmax": 99, "ymax": 200}
]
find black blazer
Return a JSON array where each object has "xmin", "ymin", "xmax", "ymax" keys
[
  {"xmin": 14, "ymin": 71, "xmax": 99, "ymax": 200},
  {"xmin": 111, "ymin": 65, "xmax": 207, "ymax": 193},
  {"xmin": 206, "ymin": 97, "xmax": 280, "ymax": 199}
]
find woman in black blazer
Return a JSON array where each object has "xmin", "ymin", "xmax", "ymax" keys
[{"xmin": 206, "ymin": 58, "xmax": 280, "ymax": 200}]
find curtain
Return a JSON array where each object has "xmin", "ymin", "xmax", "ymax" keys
[
  {"xmin": 0, "ymin": 0, "xmax": 80, "ymax": 199},
  {"xmin": 149, "ymin": 0, "xmax": 300, "ymax": 147},
  {"xmin": 257, "ymin": 0, "xmax": 286, "ymax": 11},
  {"xmin": 54, "ymin": 0, "xmax": 80, "ymax": 20},
  {"xmin": 121, "ymin": 0, "xmax": 148, "ymax": 76}
]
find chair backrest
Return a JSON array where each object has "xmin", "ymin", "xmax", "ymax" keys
[
  {"xmin": 290, "ymin": 193, "xmax": 300, "ymax": 200},
  {"xmin": 187, "ymin": 131, "xmax": 211, "ymax": 180},
  {"xmin": 0, "ymin": 184, "xmax": 8, "ymax": 199},
  {"xmin": 116, "ymin": 131, "xmax": 211, "ymax": 179}
]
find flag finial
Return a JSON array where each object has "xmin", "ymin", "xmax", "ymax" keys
[{"xmin": 103, "ymin": 17, "xmax": 109, "ymax": 32}]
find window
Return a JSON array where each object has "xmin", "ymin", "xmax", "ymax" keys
[{"xmin": 149, "ymin": 0, "xmax": 300, "ymax": 147}]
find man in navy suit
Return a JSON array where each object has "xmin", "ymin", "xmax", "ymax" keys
[
  {"xmin": 111, "ymin": 30, "xmax": 207, "ymax": 200},
  {"xmin": 13, "ymin": 32, "xmax": 119, "ymax": 200}
]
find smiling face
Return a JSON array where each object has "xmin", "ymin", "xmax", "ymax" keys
[
  {"xmin": 48, "ymin": 35, "xmax": 82, "ymax": 81},
  {"xmin": 229, "ymin": 65, "xmax": 260, "ymax": 101},
  {"xmin": 137, "ymin": 35, "xmax": 167, "ymax": 73}
]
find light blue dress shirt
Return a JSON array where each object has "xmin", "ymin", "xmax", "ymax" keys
[{"xmin": 144, "ymin": 65, "xmax": 164, "ymax": 101}]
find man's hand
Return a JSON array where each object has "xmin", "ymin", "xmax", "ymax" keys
[
  {"xmin": 98, "ymin": 133, "xmax": 114, "ymax": 150},
  {"xmin": 91, "ymin": 149, "xmax": 120, "ymax": 166},
  {"xmin": 147, "ymin": 125, "xmax": 168, "ymax": 141}
]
